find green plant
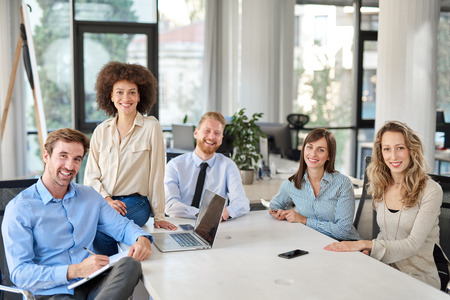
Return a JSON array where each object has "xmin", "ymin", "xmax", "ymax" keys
[{"xmin": 226, "ymin": 108, "xmax": 266, "ymax": 170}]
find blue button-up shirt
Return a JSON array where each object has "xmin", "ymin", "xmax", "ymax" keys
[
  {"xmin": 269, "ymin": 171, "xmax": 360, "ymax": 241},
  {"xmin": 165, "ymin": 152, "xmax": 250, "ymax": 219},
  {"xmin": 2, "ymin": 179, "xmax": 152, "ymax": 296}
]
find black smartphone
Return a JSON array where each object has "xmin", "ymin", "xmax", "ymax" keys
[
  {"xmin": 278, "ymin": 249, "xmax": 309, "ymax": 259},
  {"xmin": 179, "ymin": 224, "xmax": 194, "ymax": 231}
]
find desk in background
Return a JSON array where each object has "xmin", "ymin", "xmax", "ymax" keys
[
  {"xmin": 244, "ymin": 155, "xmax": 297, "ymax": 205},
  {"xmin": 140, "ymin": 211, "xmax": 446, "ymax": 300}
]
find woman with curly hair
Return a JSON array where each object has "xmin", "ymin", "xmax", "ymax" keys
[
  {"xmin": 269, "ymin": 128, "xmax": 360, "ymax": 241},
  {"xmin": 325, "ymin": 121, "xmax": 448, "ymax": 290},
  {"xmin": 85, "ymin": 61, "xmax": 176, "ymax": 256}
]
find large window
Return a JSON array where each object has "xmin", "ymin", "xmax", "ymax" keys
[
  {"xmin": 17, "ymin": 1, "xmax": 450, "ymax": 179},
  {"xmin": 25, "ymin": 0, "xmax": 72, "ymax": 176},
  {"xmin": 24, "ymin": 0, "xmax": 158, "ymax": 176},
  {"xmin": 293, "ymin": 4, "xmax": 354, "ymax": 174},
  {"xmin": 158, "ymin": 0, "xmax": 206, "ymax": 126},
  {"xmin": 73, "ymin": 1, "xmax": 158, "ymax": 132}
]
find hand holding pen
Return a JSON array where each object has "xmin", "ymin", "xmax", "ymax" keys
[
  {"xmin": 83, "ymin": 247, "xmax": 96, "ymax": 255},
  {"xmin": 67, "ymin": 248, "xmax": 109, "ymax": 280},
  {"xmin": 83, "ymin": 247, "xmax": 110, "ymax": 264}
]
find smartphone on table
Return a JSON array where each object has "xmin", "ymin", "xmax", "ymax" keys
[{"xmin": 278, "ymin": 249, "xmax": 309, "ymax": 259}]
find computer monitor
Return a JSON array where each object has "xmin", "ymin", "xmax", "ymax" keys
[
  {"xmin": 172, "ymin": 123, "xmax": 195, "ymax": 151},
  {"xmin": 436, "ymin": 111, "xmax": 450, "ymax": 148},
  {"xmin": 256, "ymin": 122, "xmax": 294, "ymax": 160},
  {"xmin": 216, "ymin": 124, "xmax": 234, "ymax": 156}
]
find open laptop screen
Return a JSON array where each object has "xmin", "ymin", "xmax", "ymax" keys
[{"xmin": 194, "ymin": 190, "xmax": 226, "ymax": 245}]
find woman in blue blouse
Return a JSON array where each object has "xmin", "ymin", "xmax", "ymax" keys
[{"xmin": 269, "ymin": 128, "xmax": 360, "ymax": 241}]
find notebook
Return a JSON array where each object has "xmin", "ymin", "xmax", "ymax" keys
[
  {"xmin": 153, "ymin": 189, "xmax": 226, "ymax": 252},
  {"xmin": 68, "ymin": 250, "xmax": 128, "ymax": 289},
  {"xmin": 172, "ymin": 123, "xmax": 195, "ymax": 150}
]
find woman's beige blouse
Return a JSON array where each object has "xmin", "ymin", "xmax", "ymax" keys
[{"xmin": 84, "ymin": 112, "xmax": 166, "ymax": 222}]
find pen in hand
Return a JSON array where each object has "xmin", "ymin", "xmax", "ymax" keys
[{"xmin": 83, "ymin": 247, "xmax": 96, "ymax": 255}]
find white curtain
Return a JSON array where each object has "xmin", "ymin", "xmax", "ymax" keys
[
  {"xmin": 376, "ymin": 0, "xmax": 440, "ymax": 167},
  {"xmin": 202, "ymin": 0, "xmax": 239, "ymax": 117},
  {"xmin": 202, "ymin": 0, "xmax": 295, "ymax": 122},
  {"xmin": 240, "ymin": 0, "xmax": 295, "ymax": 122}
]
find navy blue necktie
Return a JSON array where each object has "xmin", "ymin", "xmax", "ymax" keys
[{"xmin": 192, "ymin": 162, "xmax": 208, "ymax": 208}]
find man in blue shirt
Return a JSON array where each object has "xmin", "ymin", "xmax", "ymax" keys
[
  {"xmin": 165, "ymin": 112, "xmax": 250, "ymax": 220},
  {"xmin": 2, "ymin": 128, "xmax": 152, "ymax": 299}
]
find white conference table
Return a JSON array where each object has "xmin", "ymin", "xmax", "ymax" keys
[{"xmin": 140, "ymin": 211, "xmax": 447, "ymax": 300}]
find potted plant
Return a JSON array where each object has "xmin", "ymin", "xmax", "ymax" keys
[{"xmin": 225, "ymin": 108, "xmax": 266, "ymax": 184}]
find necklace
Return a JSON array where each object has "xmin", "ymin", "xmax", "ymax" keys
[{"xmin": 383, "ymin": 192, "xmax": 403, "ymax": 240}]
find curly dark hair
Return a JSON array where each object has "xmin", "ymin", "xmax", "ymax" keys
[{"xmin": 95, "ymin": 61, "xmax": 157, "ymax": 116}]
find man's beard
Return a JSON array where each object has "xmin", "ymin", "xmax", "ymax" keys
[{"xmin": 197, "ymin": 139, "xmax": 220, "ymax": 155}]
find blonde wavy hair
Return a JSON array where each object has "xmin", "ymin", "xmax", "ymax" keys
[{"xmin": 367, "ymin": 121, "xmax": 429, "ymax": 208}]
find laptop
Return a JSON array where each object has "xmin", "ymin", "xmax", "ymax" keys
[
  {"xmin": 153, "ymin": 189, "xmax": 226, "ymax": 252},
  {"xmin": 172, "ymin": 123, "xmax": 195, "ymax": 151}
]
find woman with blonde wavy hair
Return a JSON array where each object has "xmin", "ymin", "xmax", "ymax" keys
[{"xmin": 325, "ymin": 121, "xmax": 449, "ymax": 290}]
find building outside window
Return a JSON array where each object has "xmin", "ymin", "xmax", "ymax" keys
[
  {"xmin": 158, "ymin": 0, "xmax": 206, "ymax": 126},
  {"xmin": 293, "ymin": 4, "xmax": 355, "ymax": 174}
]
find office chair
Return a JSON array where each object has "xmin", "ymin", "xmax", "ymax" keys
[
  {"xmin": 0, "ymin": 178, "xmax": 38, "ymax": 300},
  {"xmin": 428, "ymin": 174, "xmax": 450, "ymax": 293},
  {"xmin": 216, "ymin": 124, "xmax": 234, "ymax": 156},
  {"xmin": 353, "ymin": 156, "xmax": 379, "ymax": 240},
  {"xmin": 166, "ymin": 151, "xmax": 184, "ymax": 163},
  {"xmin": 428, "ymin": 174, "xmax": 450, "ymax": 258},
  {"xmin": 286, "ymin": 113, "xmax": 309, "ymax": 148}
]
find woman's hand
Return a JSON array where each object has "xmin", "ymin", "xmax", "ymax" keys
[
  {"xmin": 106, "ymin": 196, "xmax": 127, "ymax": 215},
  {"xmin": 283, "ymin": 210, "xmax": 307, "ymax": 224},
  {"xmin": 269, "ymin": 208, "xmax": 287, "ymax": 220},
  {"xmin": 269, "ymin": 209, "xmax": 307, "ymax": 224},
  {"xmin": 154, "ymin": 220, "xmax": 178, "ymax": 231},
  {"xmin": 324, "ymin": 240, "xmax": 372, "ymax": 253}
]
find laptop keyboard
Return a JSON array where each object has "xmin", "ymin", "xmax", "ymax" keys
[{"xmin": 170, "ymin": 233, "xmax": 202, "ymax": 247}]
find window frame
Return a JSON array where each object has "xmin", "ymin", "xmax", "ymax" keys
[
  {"xmin": 355, "ymin": 30, "xmax": 377, "ymax": 129},
  {"xmin": 72, "ymin": 20, "xmax": 159, "ymax": 133}
]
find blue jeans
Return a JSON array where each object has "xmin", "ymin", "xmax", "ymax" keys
[{"xmin": 93, "ymin": 194, "xmax": 152, "ymax": 256}]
